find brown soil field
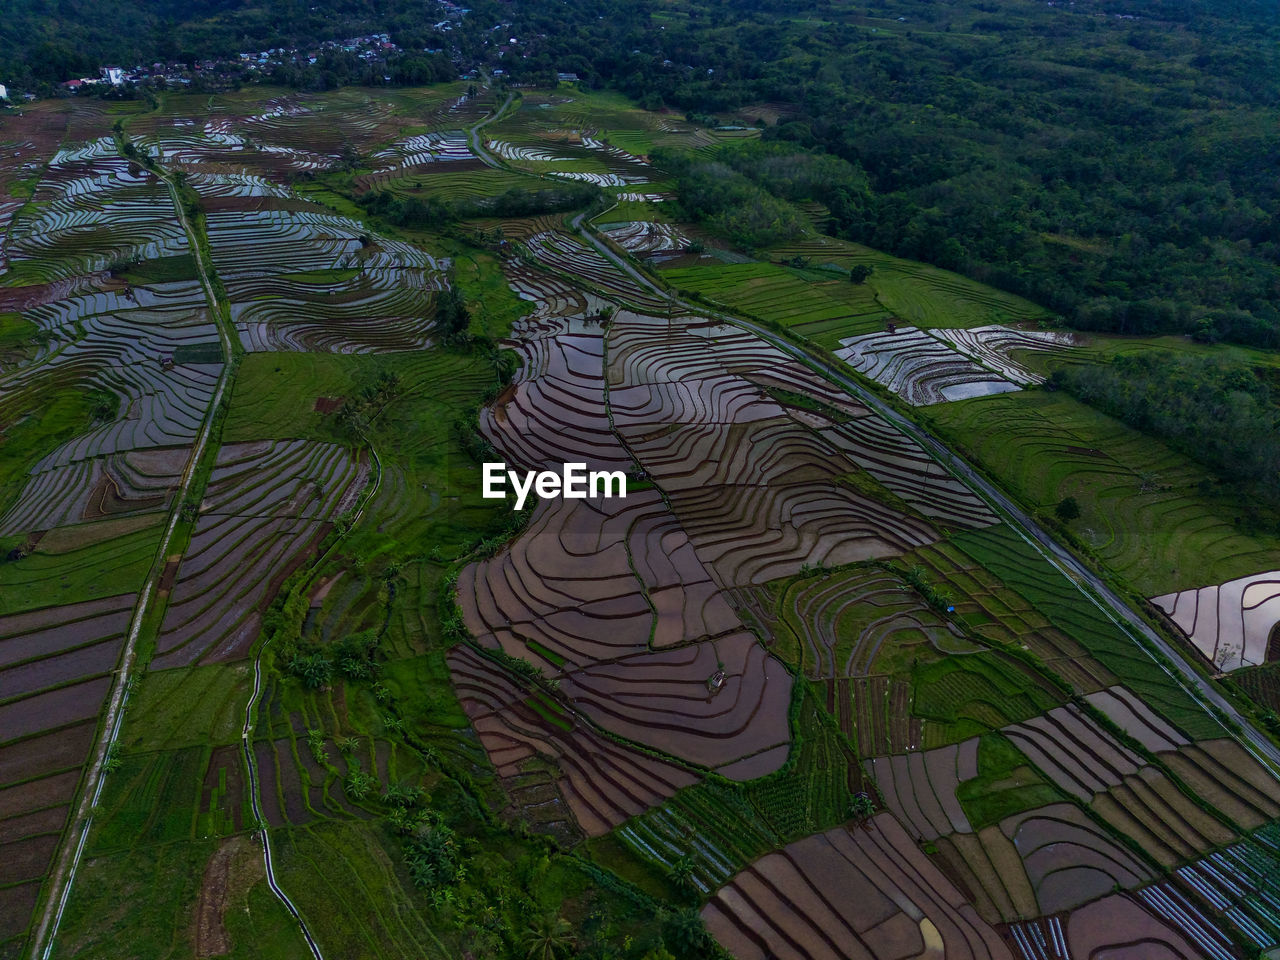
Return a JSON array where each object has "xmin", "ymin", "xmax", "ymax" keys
[
  {"xmin": 1001, "ymin": 803, "xmax": 1152, "ymax": 914},
  {"xmin": 0, "ymin": 676, "xmax": 112, "ymax": 741},
  {"xmin": 1066, "ymin": 893, "xmax": 1205, "ymax": 960},
  {"xmin": 0, "ymin": 723, "xmax": 96, "ymax": 785},
  {"xmin": 559, "ymin": 630, "xmax": 792, "ymax": 775},
  {"xmin": 0, "ymin": 804, "xmax": 68, "ymax": 845},
  {"xmin": 0, "ymin": 637, "xmax": 123, "ymax": 700},
  {"xmin": 1083, "ymin": 686, "xmax": 1188, "ymax": 753},
  {"xmin": 0, "ymin": 880, "xmax": 41, "ymax": 943},
  {"xmin": 449, "ymin": 644, "xmax": 698, "ymax": 837},
  {"xmin": 1159, "ymin": 739, "xmax": 1280, "ymax": 829},
  {"xmin": 0, "ymin": 833, "xmax": 60, "ymax": 884},
  {"xmin": 701, "ymin": 814, "xmax": 1012, "ymax": 960}
]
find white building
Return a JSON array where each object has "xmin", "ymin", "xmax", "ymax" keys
[
  {"xmin": 0, "ymin": 84, "xmax": 7, "ymax": 101},
  {"xmin": 101, "ymin": 66, "xmax": 125, "ymax": 85}
]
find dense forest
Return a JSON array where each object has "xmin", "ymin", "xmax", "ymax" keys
[{"xmin": 3, "ymin": 0, "xmax": 1279, "ymax": 345}]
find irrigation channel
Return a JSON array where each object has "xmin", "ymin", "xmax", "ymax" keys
[
  {"xmin": 567, "ymin": 210, "xmax": 1280, "ymax": 778},
  {"xmin": 239, "ymin": 437, "xmax": 382, "ymax": 960}
]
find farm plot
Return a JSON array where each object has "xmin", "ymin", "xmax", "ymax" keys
[
  {"xmin": 354, "ymin": 130, "xmax": 477, "ymax": 192},
  {"xmin": 0, "ymin": 446, "xmax": 185, "ymax": 536},
  {"xmin": 926, "ymin": 391, "xmax": 1280, "ymax": 596},
  {"xmin": 815, "ymin": 415, "xmax": 996, "ymax": 530},
  {"xmin": 701, "ymin": 814, "xmax": 1012, "ymax": 960},
  {"xmin": 770, "ymin": 567, "xmax": 975, "ymax": 679},
  {"xmin": 0, "ymin": 594, "xmax": 135, "ymax": 953},
  {"xmin": 557, "ymin": 630, "xmax": 791, "ymax": 774},
  {"xmin": 455, "ymin": 489, "xmax": 788, "ymax": 775},
  {"xmin": 480, "ymin": 315, "xmax": 631, "ymax": 473},
  {"xmin": 662, "ymin": 261, "xmax": 891, "ymax": 343},
  {"xmin": 521, "ymin": 231, "xmax": 671, "ymax": 311},
  {"xmin": 607, "ymin": 311, "xmax": 946, "ymax": 585},
  {"xmin": 598, "ymin": 220, "xmax": 693, "ymax": 257},
  {"xmin": 1152, "ymin": 570, "xmax": 1280, "ymax": 670},
  {"xmin": 867, "ymin": 738, "xmax": 978, "ymax": 840},
  {"xmin": 952, "ymin": 524, "xmax": 1225, "ymax": 739},
  {"xmin": 228, "ymin": 267, "xmax": 445, "ymax": 354},
  {"xmin": 1001, "ymin": 703, "xmax": 1236, "ymax": 867},
  {"xmin": 504, "ymin": 263, "xmax": 602, "ymax": 322},
  {"xmin": 1000, "ymin": 803, "xmax": 1152, "ymax": 914},
  {"xmin": 1164, "ymin": 833, "xmax": 1280, "ymax": 955},
  {"xmin": 447, "ymin": 644, "xmax": 697, "ymax": 838},
  {"xmin": 4, "ymin": 144, "xmax": 187, "ymax": 283},
  {"xmin": 2, "ymin": 279, "xmax": 220, "ymax": 470},
  {"xmin": 1058, "ymin": 892, "xmax": 1218, "ymax": 960},
  {"xmin": 911, "ymin": 654, "xmax": 1065, "ymax": 748},
  {"xmin": 151, "ymin": 439, "xmax": 367, "ymax": 669},
  {"xmin": 930, "ymin": 325, "xmax": 1077, "ymax": 385},
  {"xmin": 834, "ymin": 326, "xmax": 1021, "ymax": 406},
  {"xmin": 1000, "ymin": 704, "xmax": 1147, "ymax": 801},
  {"xmin": 0, "ymin": 109, "xmax": 71, "ymax": 279},
  {"xmin": 1158, "ymin": 738, "xmax": 1280, "ymax": 830},
  {"xmin": 203, "ymin": 206, "xmax": 438, "ymax": 278}
]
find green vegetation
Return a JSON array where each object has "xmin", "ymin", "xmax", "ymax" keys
[
  {"xmin": 120, "ymin": 663, "xmax": 250, "ymax": 751},
  {"xmin": 1052, "ymin": 351, "xmax": 1280, "ymax": 513},
  {"xmin": 923, "ymin": 391, "xmax": 1280, "ymax": 596},
  {"xmin": 951, "ymin": 525, "xmax": 1224, "ymax": 740},
  {"xmin": 0, "ymin": 516, "xmax": 161, "ymax": 614},
  {"xmin": 955, "ymin": 734, "xmax": 1063, "ymax": 830},
  {"xmin": 0, "ymin": 309, "xmax": 37, "ymax": 351},
  {"xmin": 911, "ymin": 653, "xmax": 1062, "ymax": 747}
]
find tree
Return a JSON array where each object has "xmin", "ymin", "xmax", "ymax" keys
[
  {"xmin": 668, "ymin": 854, "xmax": 698, "ymax": 899},
  {"xmin": 1055, "ymin": 496, "xmax": 1081, "ymax": 522},
  {"xmin": 435, "ymin": 285, "xmax": 471, "ymax": 343},
  {"xmin": 849, "ymin": 792, "xmax": 876, "ymax": 822},
  {"xmin": 849, "ymin": 264, "xmax": 873, "ymax": 283},
  {"xmin": 289, "ymin": 652, "xmax": 333, "ymax": 689},
  {"xmin": 522, "ymin": 915, "xmax": 575, "ymax": 960}
]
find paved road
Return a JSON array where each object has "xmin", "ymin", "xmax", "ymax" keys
[
  {"xmin": 468, "ymin": 92, "xmax": 513, "ymax": 168},
  {"xmin": 568, "ymin": 215, "xmax": 1280, "ymax": 773}
]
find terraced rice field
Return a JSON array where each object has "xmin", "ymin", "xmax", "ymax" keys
[
  {"xmin": 768, "ymin": 566, "xmax": 975, "ymax": 679},
  {"xmin": 5, "ymin": 141, "xmax": 186, "ymax": 283},
  {"xmin": 1153, "ymin": 570, "xmax": 1280, "ymax": 670},
  {"xmin": 6, "ymin": 85, "xmax": 1280, "ymax": 960},
  {"xmin": 663, "ymin": 262, "xmax": 892, "ymax": 345},
  {"xmin": 598, "ymin": 220, "xmax": 694, "ymax": 258},
  {"xmin": 834, "ymin": 326, "xmax": 1022, "ymax": 406},
  {"xmin": 449, "ymin": 644, "xmax": 698, "ymax": 839},
  {"xmin": 0, "ymin": 594, "xmax": 136, "ymax": 950},
  {"xmin": 152, "ymin": 440, "xmax": 367, "ymax": 669},
  {"xmin": 702, "ymin": 815, "xmax": 1013, "ymax": 960},
  {"xmin": 925, "ymin": 391, "xmax": 1280, "ymax": 595},
  {"xmin": 953, "ymin": 525, "xmax": 1226, "ymax": 738}
]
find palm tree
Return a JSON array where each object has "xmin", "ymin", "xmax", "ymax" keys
[
  {"xmin": 849, "ymin": 792, "xmax": 876, "ymax": 823},
  {"xmin": 521, "ymin": 914, "xmax": 574, "ymax": 960}
]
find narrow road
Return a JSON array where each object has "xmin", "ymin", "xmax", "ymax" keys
[
  {"xmin": 569, "ymin": 215, "xmax": 1280, "ymax": 773},
  {"xmin": 468, "ymin": 92, "xmax": 514, "ymax": 169},
  {"xmin": 32, "ymin": 160, "xmax": 241, "ymax": 960}
]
